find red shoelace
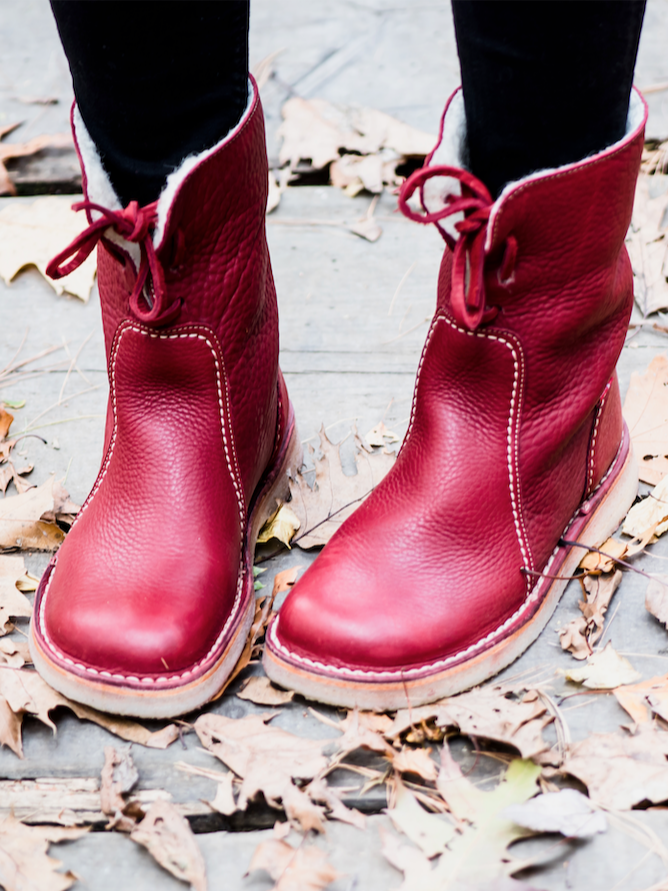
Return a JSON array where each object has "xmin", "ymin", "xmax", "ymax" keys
[
  {"xmin": 399, "ymin": 165, "xmax": 508, "ymax": 331},
  {"xmin": 46, "ymin": 200, "xmax": 180, "ymax": 326}
]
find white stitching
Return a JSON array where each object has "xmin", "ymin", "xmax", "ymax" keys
[
  {"xmin": 269, "ymin": 433, "xmax": 627, "ymax": 681},
  {"xmin": 587, "ymin": 381, "xmax": 611, "ymax": 496},
  {"xmin": 38, "ymin": 321, "xmax": 249, "ymax": 684},
  {"xmin": 404, "ymin": 312, "xmax": 529, "ymax": 577}
]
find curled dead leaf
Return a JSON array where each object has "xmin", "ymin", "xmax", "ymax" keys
[
  {"xmin": 0, "ymin": 555, "xmax": 33, "ymax": 636},
  {"xmin": 391, "ymin": 746, "xmax": 438, "ymax": 783},
  {"xmin": 248, "ymin": 837, "xmax": 341, "ymax": 891},
  {"xmin": 562, "ymin": 726, "xmax": 668, "ymax": 809},
  {"xmin": 623, "ymin": 353, "xmax": 668, "ymax": 484},
  {"xmin": 238, "ymin": 675, "xmax": 294, "ymax": 706},
  {"xmin": 563, "ymin": 643, "xmax": 641, "ymax": 689},
  {"xmin": 131, "ymin": 800, "xmax": 206, "ymax": 891},
  {"xmin": 646, "ymin": 575, "xmax": 668, "ymax": 627},
  {"xmin": 622, "ymin": 474, "xmax": 668, "ymax": 539},
  {"xmin": 281, "ymin": 781, "xmax": 326, "ymax": 834},
  {"xmin": 0, "ymin": 477, "xmax": 74, "ymax": 551},
  {"xmin": 194, "ymin": 712, "xmax": 335, "ymax": 809},
  {"xmin": 257, "ymin": 503, "xmax": 301, "ymax": 548},
  {"xmin": 614, "ymin": 673, "xmax": 668, "ymax": 724},
  {"xmin": 305, "ymin": 778, "xmax": 366, "ymax": 830},
  {"xmin": 558, "ymin": 570, "xmax": 622, "ymax": 660},
  {"xmin": 0, "ymin": 815, "xmax": 87, "ymax": 891},
  {"xmin": 0, "ymin": 196, "xmax": 96, "ymax": 300},
  {"xmin": 289, "ymin": 426, "xmax": 395, "ymax": 548},
  {"xmin": 0, "ymin": 667, "xmax": 179, "ymax": 758},
  {"xmin": 387, "ymin": 685, "xmax": 551, "ymax": 760}
]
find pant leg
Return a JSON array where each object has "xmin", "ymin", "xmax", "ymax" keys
[
  {"xmin": 51, "ymin": 0, "xmax": 250, "ymax": 207},
  {"xmin": 451, "ymin": 0, "xmax": 646, "ymax": 198}
]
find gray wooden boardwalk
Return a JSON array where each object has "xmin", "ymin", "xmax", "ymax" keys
[{"xmin": 2, "ymin": 2, "xmax": 668, "ymax": 889}]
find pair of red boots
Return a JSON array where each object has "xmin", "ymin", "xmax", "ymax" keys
[{"xmin": 29, "ymin": 81, "xmax": 647, "ymax": 718}]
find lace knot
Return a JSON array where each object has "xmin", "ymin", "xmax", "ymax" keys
[
  {"xmin": 398, "ymin": 165, "xmax": 497, "ymax": 331},
  {"xmin": 46, "ymin": 199, "xmax": 180, "ymax": 327}
]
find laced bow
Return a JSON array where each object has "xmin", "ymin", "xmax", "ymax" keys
[
  {"xmin": 399, "ymin": 165, "xmax": 498, "ymax": 331},
  {"xmin": 46, "ymin": 200, "xmax": 180, "ymax": 326}
]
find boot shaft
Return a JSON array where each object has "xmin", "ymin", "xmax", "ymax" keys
[{"xmin": 71, "ymin": 80, "xmax": 280, "ymax": 503}]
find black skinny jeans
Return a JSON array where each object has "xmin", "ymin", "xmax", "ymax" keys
[{"xmin": 50, "ymin": 1, "xmax": 646, "ymax": 206}]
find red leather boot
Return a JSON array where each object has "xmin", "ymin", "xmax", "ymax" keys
[
  {"xmin": 264, "ymin": 87, "xmax": 647, "ymax": 709},
  {"xmin": 30, "ymin": 80, "xmax": 300, "ymax": 717}
]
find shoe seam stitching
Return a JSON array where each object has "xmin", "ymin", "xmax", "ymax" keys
[
  {"xmin": 268, "ymin": 432, "xmax": 625, "ymax": 681},
  {"xmin": 587, "ymin": 382, "xmax": 610, "ymax": 496},
  {"xmin": 38, "ymin": 322, "xmax": 247, "ymax": 684}
]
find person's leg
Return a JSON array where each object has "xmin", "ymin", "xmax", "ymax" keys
[
  {"xmin": 452, "ymin": 0, "xmax": 646, "ymax": 197},
  {"xmin": 50, "ymin": 0, "xmax": 249, "ymax": 206}
]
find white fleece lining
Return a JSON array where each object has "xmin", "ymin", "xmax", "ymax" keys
[
  {"xmin": 421, "ymin": 87, "xmax": 646, "ymax": 249},
  {"xmin": 72, "ymin": 78, "xmax": 256, "ymax": 256},
  {"xmin": 73, "ymin": 105, "xmax": 122, "ymax": 213},
  {"xmin": 154, "ymin": 81, "xmax": 254, "ymax": 249}
]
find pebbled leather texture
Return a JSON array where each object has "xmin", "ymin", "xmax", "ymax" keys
[
  {"xmin": 269, "ymin": 87, "xmax": 646, "ymax": 678},
  {"xmin": 34, "ymin": 83, "xmax": 284, "ymax": 686}
]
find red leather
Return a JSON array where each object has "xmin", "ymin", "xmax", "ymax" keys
[
  {"xmin": 33, "ymin": 83, "xmax": 287, "ymax": 687},
  {"xmin": 585, "ymin": 376, "xmax": 623, "ymax": 500},
  {"xmin": 268, "ymin": 88, "xmax": 646, "ymax": 679}
]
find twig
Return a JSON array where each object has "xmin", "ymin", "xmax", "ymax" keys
[
  {"xmin": 388, "ymin": 260, "xmax": 417, "ymax": 316},
  {"xmin": 382, "ymin": 316, "xmax": 430, "ymax": 345}
]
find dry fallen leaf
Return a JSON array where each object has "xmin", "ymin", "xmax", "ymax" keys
[
  {"xmin": 614, "ymin": 673, "xmax": 668, "ymax": 724},
  {"xmin": 131, "ymin": 801, "xmax": 206, "ymax": 891},
  {"xmin": 562, "ymin": 726, "xmax": 668, "ymax": 809},
  {"xmin": 247, "ymin": 838, "xmax": 341, "ymax": 891},
  {"xmin": 209, "ymin": 770, "xmax": 237, "ymax": 816},
  {"xmin": 623, "ymin": 474, "xmax": 668, "ymax": 539},
  {"xmin": 365, "ymin": 421, "xmax": 400, "ymax": 448},
  {"xmin": 289, "ymin": 426, "xmax": 395, "ymax": 549},
  {"xmin": 237, "ymin": 675, "xmax": 295, "ymax": 706},
  {"xmin": 387, "ymin": 758, "xmax": 541, "ymax": 887},
  {"xmin": 646, "ymin": 575, "xmax": 668, "ymax": 627},
  {"xmin": 563, "ymin": 643, "xmax": 641, "ymax": 689},
  {"xmin": 0, "ymin": 196, "xmax": 96, "ymax": 300},
  {"xmin": 502, "ymin": 788, "xmax": 607, "ymax": 838},
  {"xmin": 379, "ymin": 825, "xmax": 435, "ymax": 891},
  {"xmin": 304, "ymin": 778, "xmax": 366, "ymax": 830},
  {"xmin": 208, "ymin": 567, "xmax": 299, "ymax": 703},
  {"xmin": 0, "ymin": 637, "xmax": 31, "ymax": 668},
  {"xmin": 391, "ymin": 746, "xmax": 439, "ymax": 783},
  {"xmin": 257, "ymin": 503, "xmax": 301, "ymax": 548},
  {"xmin": 625, "ymin": 174, "xmax": 668, "ymax": 316},
  {"xmin": 387, "ymin": 685, "xmax": 551, "ymax": 760},
  {"xmin": 579, "ymin": 537, "xmax": 628, "ymax": 573},
  {"xmin": 388, "ymin": 774, "xmax": 454, "ymax": 858},
  {"xmin": 194, "ymin": 712, "xmax": 335, "ymax": 809},
  {"xmin": 281, "ymin": 781, "xmax": 326, "ymax": 834},
  {"xmin": 0, "ymin": 407, "xmax": 12, "ymax": 441},
  {"xmin": 0, "ymin": 667, "xmax": 179, "ymax": 758},
  {"xmin": 432, "ymin": 759, "xmax": 540, "ymax": 885},
  {"xmin": 0, "ymin": 128, "xmax": 73, "ymax": 195},
  {"xmin": 277, "ymin": 96, "xmax": 434, "ymax": 198},
  {"xmin": 0, "ymin": 476, "xmax": 74, "ymax": 551},
  {"xmin": 558, "ymin": 570, "xmax": 622, "ymax": 660},
  {"xmin": 0, "ymin": 554, "xmax": 33, "ymax": 635},
  {"xmin": 0, "ymin": 815, "xmax": 87, "ymax": 891},
  {"xmin": 100, "ymin": 746, "xmax": 139, "ymax": 831},
  {"xmin": 623, "ymin": 353, "xmax": 668, "ymax": 485}
]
